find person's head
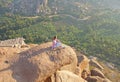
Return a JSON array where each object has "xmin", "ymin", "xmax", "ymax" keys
[{"xmin": 53, "ymin": 35, "xmax": 57, "ymax": 40}]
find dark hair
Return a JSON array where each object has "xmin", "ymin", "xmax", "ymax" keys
[{"xmin": 53, "ymin": 36, "xmax": 57, "ymax": 40}]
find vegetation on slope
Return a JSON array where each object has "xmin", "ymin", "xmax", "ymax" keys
[{"xmin": 1, "ymin": 11, "xmax": 120, "ymax": 70}]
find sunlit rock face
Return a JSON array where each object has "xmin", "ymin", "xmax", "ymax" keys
[{"xmin": 0, "ymin": 42, "xmax": 77, "ymax": 82}]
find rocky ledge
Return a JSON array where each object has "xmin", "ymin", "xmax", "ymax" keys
[{"xmin": 0, "ymin": 42, "xmax": 111, "ymax": 82}]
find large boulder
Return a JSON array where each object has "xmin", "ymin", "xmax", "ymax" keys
[
  {"xmin": 77, "ymin": 55, "xmax": 90, "ymax": 76},
  {"xmin": 86, "ymin": 76, "xmax": 111, "ymax": 82},
  {"xmin": 0, "ymin": 47, "xmax": 23, "ymax": 82},
  {"xmin": 55, "ymin": 70, "xmax": 87, "ymax": 82},
  {"xmin": 103, "ymin": 78, "xmax": 112, "ymax": 82},
  {"xmin": 86, "ymin": 76, "xmax": 104, "ymax": 82},
  {"xmin": 89, "ymin": 59, "xmax": 104, "ymax": 70},
  {"xmin": 78, "ymin": 55, "xmax": 90, "ymax": 70},
  {"xmin": 91, "ymin": 68, "xmax": 105, "ymax": 78},
  {"xmin": 0, "ymin": 42, "xmax": 77, "ymax": 82}
]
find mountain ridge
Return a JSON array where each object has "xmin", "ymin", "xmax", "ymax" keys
[{"xmin": 1, "ymin": 0, "xmax": 120, "ymax": 16}]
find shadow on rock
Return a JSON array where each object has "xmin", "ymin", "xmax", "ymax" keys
[{"xmin": 9, "ymin": 46, "xmax": 51, "ymax": 82}]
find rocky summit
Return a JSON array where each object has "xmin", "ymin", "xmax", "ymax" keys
[
  {"xmin": 0, "ymin": 42, "xmax": 112, "ymax": 82},
  {"xmin": 0, "ymin": 42, "xmax": 78, "ymax": 82}
]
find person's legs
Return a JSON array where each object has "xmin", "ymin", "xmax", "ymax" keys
[
  {"xmin": 56, "ymin": 42, "xmax": 61, "ymax": 47},
  {"xmin": 52, "ymin": 42, "xmax": 65, "ymax": 50},
  {"xmin": 56, "ymin": 42, "xmax": 65, "ymax": 49}
]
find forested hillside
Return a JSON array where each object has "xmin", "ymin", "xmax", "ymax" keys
[{"xmin": 0, "ymin": 0, "xmax": 120, "ymax": 70}]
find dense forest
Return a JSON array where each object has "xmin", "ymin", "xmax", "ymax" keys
[{"xmin": 0, "ymin": 0, "xmax": 120, "ymax": 69}]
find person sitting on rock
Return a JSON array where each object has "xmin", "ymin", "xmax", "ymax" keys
[{"xmin": 52, "ymin": 35, "xmax": 64, "ymax": 49}]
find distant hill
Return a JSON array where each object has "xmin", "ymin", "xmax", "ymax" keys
[
  {"xmin": 0, "ymin": 0, "xmax": 120, "ymax": 16},
  {"xmin": 0, "ymin": 0, "xmax": 48, "ymax": 15}
]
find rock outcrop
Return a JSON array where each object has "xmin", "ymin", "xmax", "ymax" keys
[
  {"xmin": 77, "ymin": 55, "xmax": 90, "ymax": 76},
  {"xmin": 86, "ymin": 76, "xmax": 104, "ymax": 82},
  {"xmin": 89, "ymin": 59, "xmax": 104, "ymax": 70},
  {"xmin": 91, "ymin": 68, "xmax": 105, "ymax": 78},
  {"xmin": 0, "ymin": 47, "xmax": 24, "ymax": 82},
  {"xmin": 0, "ymin": 42, "xmax": 113, "ymax": 82},
  {"xmin": 55, "ymin": 70, "xmax": 87, "ymax": 82},
  {"xmin": 0, "ymin": 42, "xmax": 77, "ymax": 82},
  {"xmin": 86, "ymin": 76, "xmax": 112, "ymax": 82},
  {"xmin": 0, "ymin": 37, "xmax": 25, "ymax": 48}
]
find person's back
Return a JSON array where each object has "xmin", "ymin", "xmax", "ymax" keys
[
  {"xmin": 52, "ymin": 36, "xmax": 62, "ymax": 49},
  {"xmin": 52, "ymin": 38, "xmax": 57, "ymax": 49}
]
